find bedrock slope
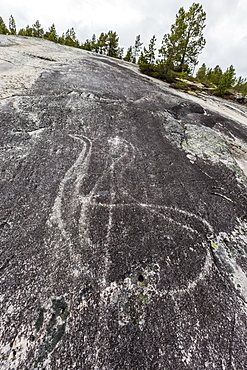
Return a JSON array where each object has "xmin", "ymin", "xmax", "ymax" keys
[{"xmin": 0, "ymin": 35, "xmax": 247, "ymax": 369}]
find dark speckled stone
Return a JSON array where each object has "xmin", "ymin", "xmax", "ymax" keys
[{"xmin": 0, "ymin": 35, "xmax": 246, "ymax": 369}]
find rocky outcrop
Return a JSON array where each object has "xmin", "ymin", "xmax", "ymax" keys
[{"xmin": 0, "ymin": 35, "xmax": 246, "ymax": 369}]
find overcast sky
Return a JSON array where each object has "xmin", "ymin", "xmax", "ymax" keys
[{"xmin": 1, "ymin": 0, "xmax": 247, "ymax": 77}]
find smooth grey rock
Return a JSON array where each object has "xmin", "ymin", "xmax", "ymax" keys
[{"xmin": 0, "ymin": 36, "xmax": 247, "ymax": 369}]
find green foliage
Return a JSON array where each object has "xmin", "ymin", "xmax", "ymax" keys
[
  {"xmin": 117, "ymin": 47, "xmax": 124, "ymax": 59},
  {"xmin": 159, "ymin": 7, "xmax": 187, "ymax": 71},
  {"xmin": 138, "ymin": 61, "xmax": 156, "ymax": 76},
  {"xmin": 43, "ymin": 24, "xmax": 58, "ymax": 43},
  {"xmin": 81, "ymin": 38, "xmax": 93, "ymax": 51},
  {"xmin": 137, "ymin": 35, "xmax": 157, "ymax": 77},
  {"xmin": 106, "ymin": 30, "xmax": 119, "ymax": 58},
  {"xmin": 138, "ymin": 58, "xmax": 176, "ymax": 83},
  {"xmin": 18, "ymin": 28, "xmax": 26, "ymax": 36},
  {"xmin": 97, "ymin": 32, "xmax": 108, "ymax": 54},
  {"xmin": 18, "ymin": 25, "xmax": 33, "ymax": 37},
  {"xmin": 2, "ymin": 11, "xmax": 247, "ymax": 98},
  {"xmin": 91, "ymin": 34, "xmax": 98, "ymax": 52},
  {"xmin": 124, "ymin": 35, "xmax": 143, "ymax": 64},
  {"xmin": 0, "ymin": 16, "xmax": 9, "ymax": 34},
  {"xmin": 58, "ymin": 33, "xmax": 65, "ymax": 45},
  {"xmin": 138, "ymin": 32, "xmax": 178, "ymax": 84},
  {"xmin": 159, "ymin": 3, "xmax": 206, "ymax": 73},
  {"xmin": 60, "ymin": 306, "xmax": 69, "ymax": 321},
  {"xmin": 172, "ymin": 80, "xmax": 190, "ymax": 91},
  {"xmin": 181, "ymin": 3, "xmax": 206, "ymax": 71},
  {"xmin": 196, "ymin": 62, "xmax": 207, "ymax": 82},
  {"xmin": 176, "ymin": 71, "xmax": 196, "ymax": 82},
  {"xmin": 138, "ymin": 50, "xmax": 148, "ymax": 65},
  {"xmin": 32, "ymin": 20, "xmax": 44, "ymax": 38},
  {"xmin": 9, "ymin": 15, "xmax": 16, "ymax": 35},
  {"xmin": 81, "ymin": 31, "xmax": 122, "ymax": 59},
  {"xmin": 211, "ymin": 65, "xmax": 223, "ymax": 85},
  {"xmin": 216, "ymin": 65, "xmax": 236, "ymax": 95},
  {"xmin": 80, "ymin": 34, "xmax": 98, "ymax": 51},
  {"xmin": 138, "ymin": 293, "xmax": 149, "ymax": 304},
  {"xmin": 154, "ymin": 62, "xmax": 176, "ymax": 82},
  {"xmin": 211, "ymin": 241, "xmax": 218, "ymax": 250},
  {"xmin": 123, "ymin": 46, "xmax": 135, "ymax": 63},
  {"xmin": 146, "ymin": 35, "xmax": 157, "ymax": 64},
  {"xmin": 196, "ymin": 63, "xmax": 240, "ymax": 97},
  {"xmin": 234, "ymin": 76, "xmax": 247, "ymax": 96},
  {"xmin": 133, "ymin": 34, "xmax": 143, "ymax": 61},
  {"xmin": 196, "ymin": 63, "xmax": 223, "ymax": 86},
  {"xmin": 64, "ymin": 28, "xmax": 79, "ymax": 47},
  {"xmin": 138, "ymin": 48, "xmax": 151, "ymax": 73}
]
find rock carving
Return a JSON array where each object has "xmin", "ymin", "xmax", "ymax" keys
[{"xmin": 0, "ymin": 35, "xmax": 246, "ymax": 369}]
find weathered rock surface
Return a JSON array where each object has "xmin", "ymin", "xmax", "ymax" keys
[{"xmin": 0, "ymin": 35, "xmax": 247, "ymax": 369}]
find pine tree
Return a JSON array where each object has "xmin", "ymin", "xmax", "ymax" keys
[
  {"xmin": 18, "ymin": 28, "xmax": 26, "ymax": 36},
  {"xmin": 235, "ymin": 76, "xmax": 246, "ymax": 90},
  {"xmin": 24, "ymin": 25, "xmax": 33, "ymax": 37},
  {"xmin": 159, "ymin": 7, "xmax": 187, "ymax": 71},
  {"xmin": 137, "ymin": 36, "xmax": 156, "ymax": 76},
  {"xmin": 43, "ymin": 24, "xmax": 58, "ymax": 43},
  {"xmin": 137, "ymin": 49, "xmax": 153, "ymax": 75},
  {"xmin": 123, "ymin": 46, "xmax": 135, "ymax": 62},
  {"xmin": 138, "ymin": 36, "xmax": 156, "ymax": 66},
  {"xmin": 81, "ymin": 39, "xmax": 93, "ymax": 51},
  {"xmin": 211, "ymin": 65, "xmax": 223, "ymax": 85},
  {"xmin": 117, "ymin": 47, "xmax": 124, "ymax": 59},
  {"xmin": 9, "ymin": 15, "xmax": 16, "ymax": 35},
  {"xmin": 58, "ymin": 33, "xmax": 65, "ymax": 45},
  {"xmin": 0, "ymin": 16, "xmax": 9, "ymax": 34},
  {"xmin": 133, "ymin": 35, "xmax": 143, "ymax": 61},
  {"xmin": 138, "ymin": 50, "xmax": 149, "ymax": 66},
  {"xmin": 217, "ymin": 65, "xmax": 236, "ymax": 95},
  {"xmin": 234, "ymin": 76, "xmax": 247, "ymax": 95},
  {"xmin": 64, "ymin": 28, "xmax": 79, "ymax": 47},
  {"xmin": 159, "ymin": 3, "xmax": 206, "ymax": 72},
  {"xmin": 97, "ymin": 32, "xmax": 108, "ymax": 54},
  {"xmin": 179, "ymin": 3, "xmax": 206, "ymax": 72},
  {"xmin": 91, "ymin": 34, "xmax": 98, "ymax": 52},
  {"xmin": 206, "ymin": 67, "xmax": 213, "ymax": 83},
  {"xmin": 196, "ymin": 63, "xmax": 207, "ymax": 82},
  {"xmin": 146, "ymin": 35, "xmax": 156, "ymax": 64},
  {"xmin": 106, "ymin": 31, "xmax": 119, "ymax": 58},
  {"xmin": 32, "ymin": 20, "xmax": 44, "ymax": 38}
]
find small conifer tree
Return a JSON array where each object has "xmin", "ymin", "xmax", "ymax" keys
[{"xmin": 9, "ymin": 15, "xmax": 16, "ymax": 35}]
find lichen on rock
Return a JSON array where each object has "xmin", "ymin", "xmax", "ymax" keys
[{"xmin": 0, "ymin": 35, "xmax": 246, "ymax": 369}]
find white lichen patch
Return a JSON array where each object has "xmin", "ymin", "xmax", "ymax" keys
[
  {"xmin": 183, "ymin": 124, "xmax": 235, "ymax": 166},
  {"xmin": 182, "ymin": 123, "xmax": 247, "ymax": 187},
  {"xmin": 1, "ymin": 327, "xmax": 34, "ymax": 370},
  {"xmin": 218, "ymin": 243, "xmax": 247, "ymax": 300},
  {"xmin": 213, "ymin": 220, "xmax": 247, "ymax": 303},
  {"xmin": 227, "ymin": 137, "xmax": 247, "ymax": 178},
  {"xmin": 100, "ymin": 265, "xmax": 160, "ymax": 328}
]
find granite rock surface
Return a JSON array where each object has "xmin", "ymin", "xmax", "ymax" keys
[{"xmin": 0, "ymin": 35, "xmax": 247, "ymax": 369}]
